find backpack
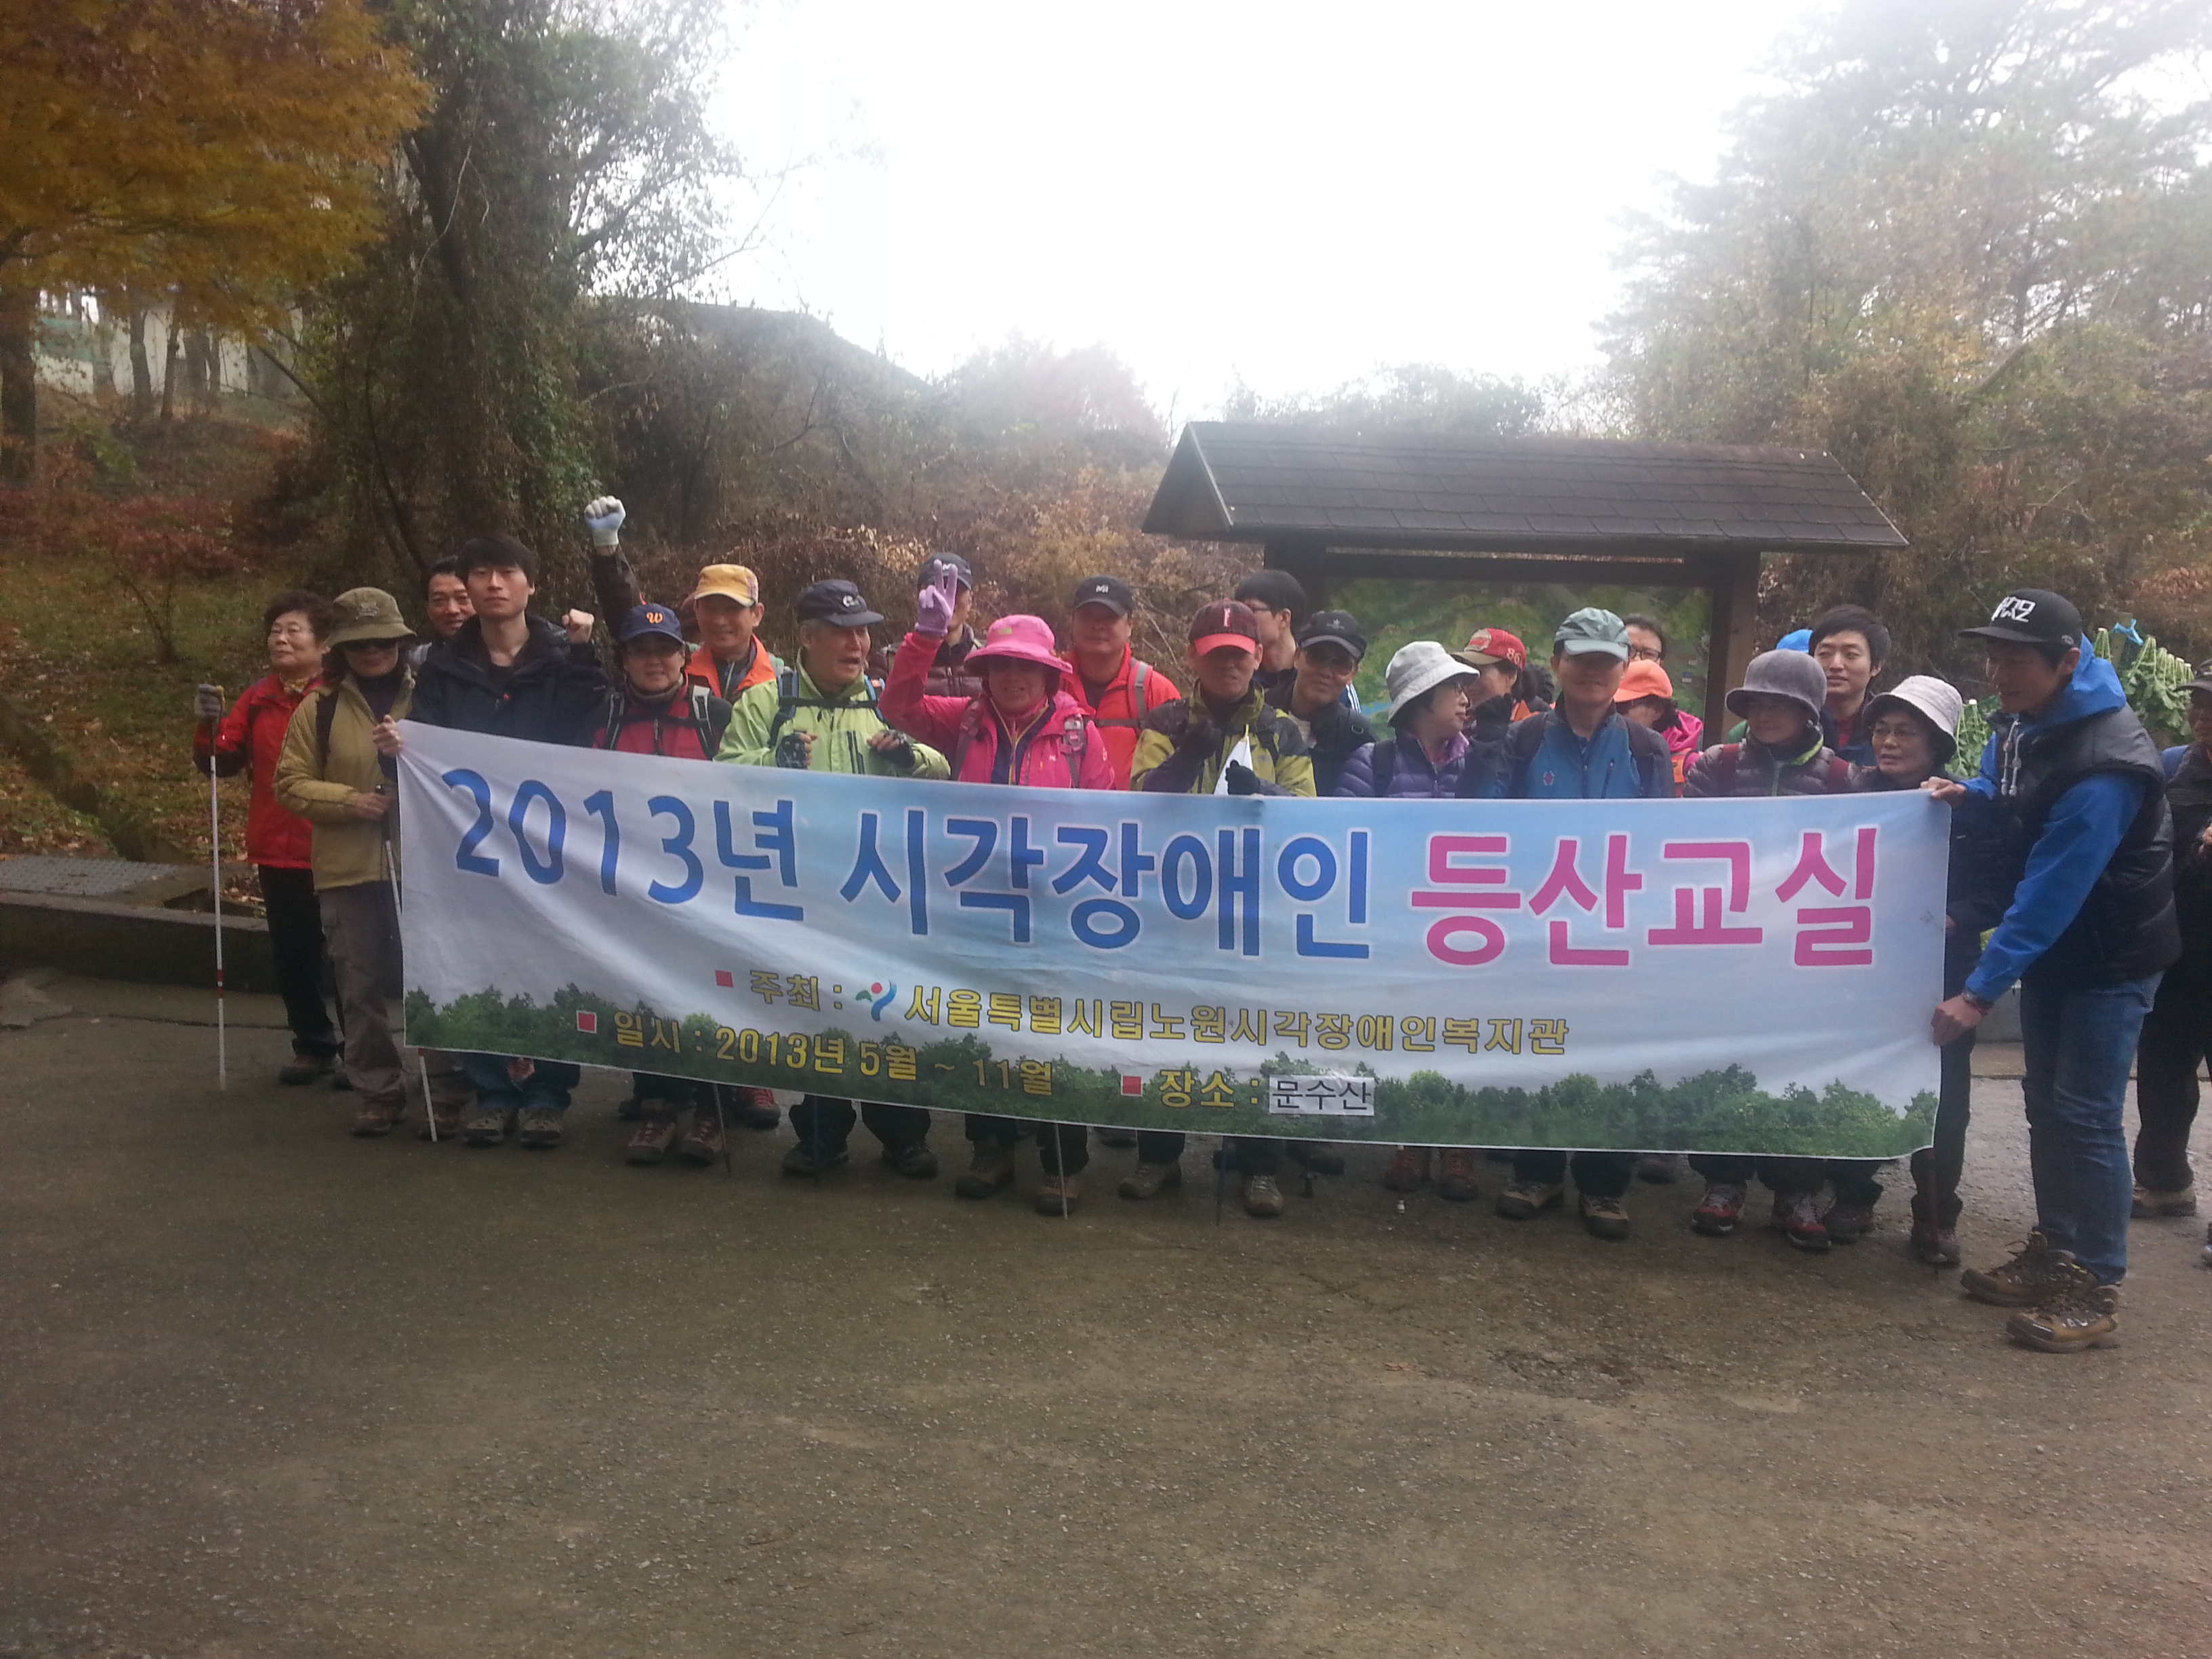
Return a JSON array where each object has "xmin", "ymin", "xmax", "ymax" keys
[
  {"xmin": 1465, "ymin": 711, "xmax": 1673, "ymax": 800},
  {"xmin": 766, "ymin": 665, "xmax": 881, "ymax": 743},
  {"xmin": 600, "ymin": 684, "xmax": 718, "ymax": 757},
  {"xmin": 1083, "ymin": 660, "xmax": 1158, "ymax": 730}
]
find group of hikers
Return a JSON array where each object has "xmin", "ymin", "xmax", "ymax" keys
[{"xmin": 192, "ymin": 495, "xmax": 2212, "ymax": 1355}]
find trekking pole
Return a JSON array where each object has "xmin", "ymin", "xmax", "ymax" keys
[
  {"xmin": 713, "ymin": 1084, "xmax": 731, "ymax": 1181},
  {"xmin": 207, "ymin": 729, "xmax": 227, "ymax": 1090},
  {"xmin": 1214, "ymin": 1134, "xmax": 1228, "ymax": 1227},
  {"xmin": 381, "ymin": 796, "xmax": 429, "ymax": 1139}
]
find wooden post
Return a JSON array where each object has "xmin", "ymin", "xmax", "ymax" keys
[{"xmin": 1701, "ymin": 550, "xmax": 1763, "ymax": 735}]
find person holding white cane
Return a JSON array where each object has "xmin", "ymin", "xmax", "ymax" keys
[{"xmin": 274, "ymin": 589, "xmax": 468, "ymax": 1138}]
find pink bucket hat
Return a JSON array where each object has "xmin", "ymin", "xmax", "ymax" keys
[{"xmin": 967, "ymin": 614, "xmax": 1069, "ymax": 675}]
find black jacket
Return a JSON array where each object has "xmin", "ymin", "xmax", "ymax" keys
[
  {"xmin": 411, "ymin": 614, "xmax": 610, "ymax": 747},
  {"xmin": 1987, "ymin": 701, "xmax": 2179, "ymax": 989},
  {"xmin": 1860, "ymin": 766, "xmax": 1998, "ymax": 997},
  {"xmin": 2163, "ymin": 744, "xmax": 2212, "ymax": 972},
  {"xmin": 1263, "ymin": 682, "xmax": 1375, "ymax": 798}
]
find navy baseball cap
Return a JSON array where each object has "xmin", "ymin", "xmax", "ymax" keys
[
  {"xmin": 615, "ymin": 602, "xmax": 687, "ymax": 646},
  {"xmin": 796, "ymin": 579, "xmax": 884, "ymax": 628},
  {"xmin": 917, "ymin": 553, "xmax": 972, "ymax": 591}
]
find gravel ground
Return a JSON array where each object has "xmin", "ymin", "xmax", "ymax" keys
[{"xmin": 2, "ymin": 979, "xmax": 2208, "ymax": 1659}]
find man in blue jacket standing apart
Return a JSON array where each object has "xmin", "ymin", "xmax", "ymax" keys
[{"xmin": 1931, "ymin": 589, "xmax": 2179, "ymax": 1352}]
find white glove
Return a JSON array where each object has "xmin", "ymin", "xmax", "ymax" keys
[
  {"xmin": 194, "ymin": 684, "xmax": 224, "ymax": 721},
  {"xmin": 583, "ymin": 495, "xmax": 626, "ymax": 548},
  {"xmin": 915, "ymin": 569, "xmax": 960, "ymax": 638}
]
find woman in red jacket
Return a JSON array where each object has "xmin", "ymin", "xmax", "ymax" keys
[
  {"xmin": 882, "ymin": 588, "xmax": 1113, "ymax": 1212},
  {"xmin": 193, "ymin": 590, "xmax": 341, "ymax": 1085}
]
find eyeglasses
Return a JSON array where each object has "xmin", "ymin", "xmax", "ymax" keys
[{"xmin": 1626, "ymin": 644, "xmax": 1664, "ymax": 662}]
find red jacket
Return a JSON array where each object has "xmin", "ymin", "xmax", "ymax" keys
[
  {"xmin": 882, "ymin": 631, "xmax": 1113, "ymax": 790},
  {"xmin": 195, "ymin": 673, "xmax": 314, "ymax": 868},
  {"xmin": 591, "ymin": 684, "xmax": 733, "ymax": 760},
  {"xmin": 1066, "ymin": 644, "xmax": 1179, "ymax": 788}
]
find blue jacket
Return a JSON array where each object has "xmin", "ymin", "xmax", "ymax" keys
[
  {"xmin": 1473, "ymin": 707, "xmax": 1675, "ymax": 800},
  {"xmin": 1959, "ymin": 651, "xmax": 2156, "ymax": 1001},
  {"xmin": 1334, "ymin": 729, "xmax": 1473, "ymax": 798}
]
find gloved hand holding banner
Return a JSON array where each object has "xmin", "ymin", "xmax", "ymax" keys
[{"xmin": 398, "ymin": 723, "xmax": 1947, "ymax": 1156}]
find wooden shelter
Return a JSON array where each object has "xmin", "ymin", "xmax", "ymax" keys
[{"xmin": 1141, "ymin": 424, "xmax": 1906, "ymax": 726}]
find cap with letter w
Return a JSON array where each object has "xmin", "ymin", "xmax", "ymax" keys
[{"xmin": 1960, "ymin": 588, "xmax": 2082, "ymax": 648}]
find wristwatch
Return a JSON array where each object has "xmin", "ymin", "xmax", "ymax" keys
[{"xmin": 1961, "ymin": 991, "xmax": 1995, "ymax": 1014}]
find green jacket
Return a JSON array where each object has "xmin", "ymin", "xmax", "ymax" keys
[
  {"xmin": 1130, "ymin": 687, "xmax": 1316, "ymax": 796},
  {"xmin": 716, "ymin": 661, "xmax": 949, "ymax": 778},
  {"xmin": 274, "ymin": 672, "xmax": 413, "ymax": 890}
]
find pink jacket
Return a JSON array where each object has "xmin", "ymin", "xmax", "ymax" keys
[{"xmin": 883, "ymin": 630, "xmax": 1114, "ymax": 790}]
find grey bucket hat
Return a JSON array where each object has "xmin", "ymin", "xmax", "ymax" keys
[
  {"xmin": 325, "ymin": 587, "xmax": 415, "ymax": 648},
  {"xmin": 1383, "ymin": 640, "xmax": 1477, "ymax": 724},
  {"xmin": 1866, "ymin": 674, "xmax": 1965, "ymax": 764},
  {"xmin": 1724, "ymin": 649, "xmax": 1829, "ymax": 725}
]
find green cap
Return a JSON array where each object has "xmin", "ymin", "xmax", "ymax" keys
[
  {"xmin": 325, "ymin": 587, "xmax": 415, "ymax": 648},
  {"xmin": 1553, "ymin": 607, "xmax": 1629, "ymax": 660}
]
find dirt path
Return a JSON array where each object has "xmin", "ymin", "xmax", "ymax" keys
[{"xmin": 2, "ymin": 984, "xmax": 2208, "ymax": 1658}]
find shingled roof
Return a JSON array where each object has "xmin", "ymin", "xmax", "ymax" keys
[{"xmin": 1142, "ymin": 424, "xmax": 1906, "ymax": 554}]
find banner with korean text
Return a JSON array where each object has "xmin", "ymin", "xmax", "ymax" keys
[{"xmin": 398, "ymin": 724, "xmax": 1948, "ymax": 1156}]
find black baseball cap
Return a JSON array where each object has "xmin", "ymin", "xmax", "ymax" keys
[
  {"xmin": 1071, "ymin": 574, "xmax": 1132, "ymax": 617},
  {"xmin": 1296, "ymin": 610, "xmax": 1368, "ymax": 661},
  {"xmin": 917, "ymin": 553, "xmax": 972, "ymax": 591},
  {"xmin": 796, "ymin": 579, "xmax": 884, "ymax": 628},
  {"xmin": 2186, "ymin": 658, "xmax": 2212, "ymax": 696},
  {"xmin": 1960, "ymin": 588, "xmax": 2083, "ymax": 649}
]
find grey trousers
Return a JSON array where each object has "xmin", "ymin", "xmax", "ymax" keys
[{"xmin": 321, "ymin": 882, "xmax": 404, "ymax": 1110}]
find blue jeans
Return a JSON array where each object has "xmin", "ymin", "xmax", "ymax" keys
[
  {"xmin": 2017, "ymin": 972, "xmax": 2160, "ymax": 1285},
  {"xmin": 462, "ymin": 1052, "xmax": 581, "ymax": 1113}
]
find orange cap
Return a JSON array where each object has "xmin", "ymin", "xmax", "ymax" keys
[{"xmin": 1614, "ymin": 659, "xmax": 1675, "ymax": 703}]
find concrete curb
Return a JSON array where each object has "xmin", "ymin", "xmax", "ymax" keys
[{"xmin": 0, "ymin": 890, "xmax": 280, "ymax": 994}]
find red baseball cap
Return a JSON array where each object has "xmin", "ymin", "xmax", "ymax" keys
[
  {"xmin": 1455, "ymin": 628, "xmax": 1528, "ymax": 670},
  {"xmin": 1189, "ymin": 599, "xmax": 1261, "ymax": 657}
]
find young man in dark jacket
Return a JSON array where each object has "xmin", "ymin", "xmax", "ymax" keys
[
  {"xmin": 1934, "ymin": 590, "xmax": 2179, "ymax": 1352},
  {"xmin": 2129, "ymin": 661, "xmax": 2212, "ymax": 1228},
  {"xmin": 400, "ymin": 533, "xmax": 610, "ymax": 1149},
  {"xmin": 1475, "ymin": 608, "xmax": 1675, "ymax": 1241},
  {"xmin": 1263, "ymin": 609, "xmax": 1374, "ymax": 796}
]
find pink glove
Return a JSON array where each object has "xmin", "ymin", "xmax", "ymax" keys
[{"xmin": 915, "ymin": 569, "xmax": 959, "ymax": 638}]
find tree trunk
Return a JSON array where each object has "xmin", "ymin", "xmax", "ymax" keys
[
  {"xmin": 128, "ymin": 306, "xmax": 153, "ymax": 419},
  {"xmin": 159, "ymin": 323, "xmax": 180, "ymax": 422},
  {"xmin": 0, "ymin": 282, "xmax": 37, "ymax": 485}
]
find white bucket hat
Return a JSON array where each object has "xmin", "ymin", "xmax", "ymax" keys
[
  {"xmin": 1383, "ymin": 640, "xmax": 1477, "ymax": 724},
  {"xmin": 1866, "ymin": 674, "xmax": 1965, "ymax": 763}
]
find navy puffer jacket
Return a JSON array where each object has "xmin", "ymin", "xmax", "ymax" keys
[{"xmin": 1334, "ymin": 729, "xmax": 1473, "ymax": 798}]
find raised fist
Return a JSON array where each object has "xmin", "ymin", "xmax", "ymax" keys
[
  {"xmin": 193, "ymin": 684, "xmax": 225, "ymax": 722},
  {"xmin": 582, "ymin": 496, "xmax": 626, "ymax": 548}
]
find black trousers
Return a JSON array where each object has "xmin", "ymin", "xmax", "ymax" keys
[
  {"xmin": 1511, "ymin": 1149, "xmax": 1633, "ymax": 1199},
  {"xmin": 631, "ymin": 1072, "xmax": 710, "ymax": 1108},
  {"xmin": 2133, "ymin": 962, "xmax": 2211, "ymax": 1193},
  {"xmin": 966, "ymin": 1114, "xmax": 1088, "ymax": 1174},
  {"xmin": 790, "ymin": 1095, "xmax": 930, "ymax": 1153},
  {"xmin": 259, "ymin": 864, "xmax": 339, "ymax": 1058},
  {"xmin": 1132, "ymin": 1131, "xmax": 1281, "ymax": 1174}
]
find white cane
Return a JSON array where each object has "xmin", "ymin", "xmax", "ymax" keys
[
  {"xmin": 381, "ymin": 797, "xmax": 431, "ymax": 1139},
  {"xmin": 207, "ymin": 704, "xmax": 228, "ymax": 1090}
]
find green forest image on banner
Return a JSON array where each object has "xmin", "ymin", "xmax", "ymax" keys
[{"xmin": 398, "ymin": 725, "xmax": 1946, "ymax": 1158}]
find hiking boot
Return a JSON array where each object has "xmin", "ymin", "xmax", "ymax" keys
[
  {"xmin": 1286, "ymin": 1142, "xmax": 1345, "ymax": 1176},
  {"xmin": 1094, "ymin": 1128, "xmax": 1139, "ymax": 1149},
  {"xmin": 626, "ymin": 1107, "xmax": 680, "ymax": 1166},
  {"xmin": 2005, "ymin": 1263, "xmax": 2120, "ymax": 1353},
  {"xmin": 516, "ymin": 1107, "xmax": 563, "ymax": 1149},
  {"xmin": 328, "ymin": 1070, "xmax": 353, "ymax": 1092},
  {"xmin": 1118, "ymin": 1160, "xmax": 1182, "ymax": 1200},
  {"xmin": 279, "ymin": 1052, "xmax": 335, "ymax": 1086},
  {"xmin": 1495, "ymin": 1179, "xmax": 1563, "ymax": 1221},
  {"xmin": 675, "ymin": 1111, "xmax": 724, "ymax": 1166},
  {"xmin": 1908, "ymin": 1191, "xmax": 1963, "ymax": 1265},
  {"xmin": 1381, "ymin": 1147, "xmax": 1431, "ymax": 1193},
  {"xmin": 782, "ymin": 1141, "xmax": 849, "ymax": 1178},
  {"xmin": 882, "ymin": 1141, "xmax": 938, "ymax": 1179},
  {"xmin": 1579, "ymin": 1192, "xmax": 1631, "ymax": 1241},
  {"xmin": 1035, "ymin": 1172, "xmax": 1080, "ymax": 1215},
  {"xmin": 728, "ymin": 1086, "xmax": 781, "ymax": 1131},
  {"xmin": 956, "ymin": 1143, "xmax": 1017, "ymax": 1200},
  {"xmin": 1437, "ymin": 1149, "xmax": 1480, "ymax": 1203},
  {"xmin": 1823, "ymin": 1202, "xmax": 1877, "ymax": 1244},
  {"xmin": 417, "ymin": 1108, "xmax": 465, "ymax": 1143},
  {"xmin": 2131, "ymin": 1183, "xmax": 2197, "ymax": 1218},
  {"xmin": 1635, "ymin": 1153, "xmax": 1680, "ymax": 1185},
  {"xmin": 1243, "ymin": 1174, "xmax": 1285, "ymax": 1219},
  {"xmin": 1692, "ymin": 1181, "xmax": 1748, "ymax": 1236},
  {"xmin": 1773, "ymin": 1191, "xmax": 1830, "ymax": 1251},
  {"xmin": 461, "ymin": 1107, "xmax": 509, "ymax": 1147},
  {"xmin": 350, "ymin": 1098, "xmax": 405, "ymax": 1138},
  {"xmin": 1962, "ymin": 1232, "xmax": 2075, "ymax": 1307}
]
